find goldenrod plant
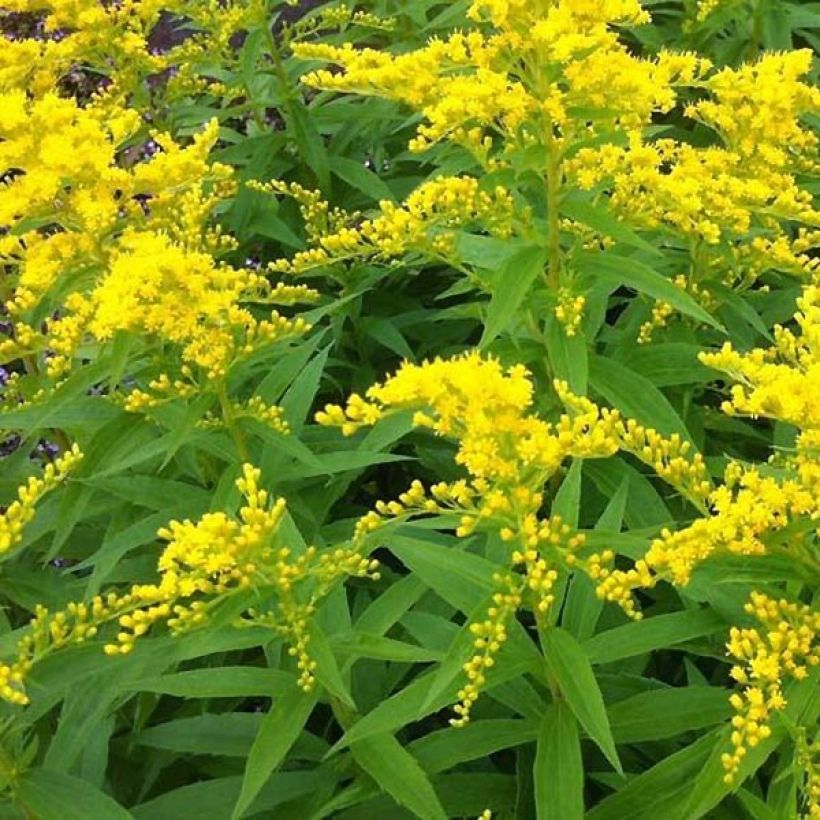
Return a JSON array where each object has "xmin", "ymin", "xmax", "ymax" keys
[{"xmin": 0, "ymin": 1, "xmax": 817, "ymax": 818}]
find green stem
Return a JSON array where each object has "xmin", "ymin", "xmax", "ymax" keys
[
  {"xmin": 545, "ymin": 132, "xmax": 562, "ymax": 292},
  {"xmin": 21, "ymin": 354, "xmax": 72, "ymax": 456},
  {"xmin": 263, "ymin": 5, "xmax": 297, "ymax": 110},
  {"xmin": 218, "ymin": 383, "xmax": 249, "ymax": 462}
]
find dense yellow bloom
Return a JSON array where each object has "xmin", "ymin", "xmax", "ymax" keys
[
  {"xmin": 0, "ymin": 444, "xmax": 83, "ymax": 557},
  {"xmin": 703, "ymin": 285, "xmax": 820, "ymax": 430},
  {"xmin": 295, "ymin": 2, "xmax": 701, "ymax": 159},
  {"xmin": 0, "ymin": 0, "xmax": 262, "ymax": 100},
  {"xmin": 0, "ymin": 93, "xmax": 312, "ymax": 392},
  {"xmin": 599, "ymin": 280, "xmax": 820, "ymax": 605},
  {"xmin": 722, "ymin": 594, "xmax": 819, "ymax": 783},
  {"xmin": 290, "ymin": 0, "xmax": 817, "ymax": 329},
  {"xmin": 0, "ymin": 465, "xmax": 379, "ymax": 705},
  {"xmin": 318, "ymin": 351, "xmax": 711, "ymax": 715},
  {"xmin": 687, "ymin": 51, "xmax": 819, "ymax": 170},
  {"xmin": 571, "ymin": 50, "xmax": 819, "ymax": 280}
]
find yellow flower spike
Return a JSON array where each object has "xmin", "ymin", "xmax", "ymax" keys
[
  {"xmin": 322, "ymin": 350, "xmax": 749, "ymax": 719},
  {"xmin": 0, "ymin": 463, "xmax": 378, "ymax": 705},
  {"xmin": 722, "ymin": 593, "xmax": 820, "ymax": 784},
  {"xmin": 0, "ymin": 444, "xmax": 83, "ymax": 556},
  {"xmin": 270, "ymin": 175, "xmax": 515, "ymax": 274},
  {"xmin": 451, "ymin": 573, "xmax": 523, "ymax": 728}
]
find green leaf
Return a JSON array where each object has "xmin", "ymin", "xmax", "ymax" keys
[
  {"xmin": 280, "ymin": 345, "xmax": 330, "ymax": 432},
  {"xmin": 332, "ymin": 155, "xmax": 395, "ymax": 202},
  {"xmin": 560, "ymin": 197, "xmax": 660, "ymax": 256},
  {"xmin": 545, "ymin": 319, "xmax": 588, "ymax": 395},
  {"xmin": 552, "ymin": 460, "xmax": 582, "ymax": 529},
  {"xmin": 563, "ymin": 480, "xmax": 628, "ymax": 640},
  {"xmin": 583, "ymin": 609, "xmax": 726, "ymax": 665},
  {"xmin": 359, "ymin": 316, "xmax": 416, "ymax": 361},
  {"xmin": 577, "ymin": 252, "xmax": 723, "ymax": 330},
  {"xmin": 587, "ymin": 730, "xmax": 717, "ymax": 820},
  {"xmin": 328, "ymin": 673, "xmax": 446, "ymax": 754},
  {"xmin": 534, "ymin": 701, "xmax": 584, "ymax": 820},
  {"xmin": 309, "ymin": 620, "xmax": 356, "ymax": 708},
  {"xmin": 286, "ymin": 96, "xmax": 330, "ymax": 190},
  {"xmin": 608, "ymin": 687, "xmax": 731, "ymax": 742},
  {"xmin": 480, "ymin": 246, "xmax": 548, "ymax": 347},
  {"xmin": 134, "ymin": 667, "xmax": 293, "ymax": 698},
  {"xmin": 354, "ymin": 575, "xmax": 427, "ymax": 635},
  {"xmin": 330, "ymin": 632, "xmax": 443, "ymax": 664},
  {"xmin": 16, "ymin": 768, "xmax": 132, "ymax": 820},
  {"xmin": 456, "ymin": 234, "xmax": 529, "ymax": 270},
  {"xmin": 134, "ymin": 774, "xmax": 321, "ymax": 820},
  {"xmin": 137, "ymin": 713, "xmax": 263, "ymax": 756},
  {"xmin": 589, "ymin": 354, "xmax": 695, "ymax": 443},
  {"xmin": 541, "ymin": 627, "xmax": 621, "ymax": 773},
  {"xmin": 350, "ymin": 733, "xmax": 447, "ymax": 820},
  {"xmin": 389, "ymin": 531, "xmax": 496, "ymax": 613},
  {"xmin": 620, "ymin": 344, "xmax": 718, "ymax": 387},
  {"xmin": 412, "ymin": 720, "xmax": 538, "ymax": 774},
  {"xmin": 231, "ymin": 683, "xmax": 318, "ymax": 820},
  {"xmin": 585, "ymin": 459, "xmax": 671, "ymax": 529}
]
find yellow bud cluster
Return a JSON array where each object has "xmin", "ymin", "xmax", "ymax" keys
[
  {"xmin": 554, "ymin": 290, "xmax": 586, "ymax": 336},
  {"xmin": 200, "ymin": 397, "xmax": 290, "ymax": 436},
  {"xmin": 598, "ymin": 278, "xmax": 820, "ymax": 614},
  {"xmin": 617, "ymin": 421, "xmax": 712, "ymax": 507},
  {"xmin": 636, "ymin": 273, "xmax": 719, "ymax": 344},
  {"xmin": 267, "ymin": 282, "xmax": 321, "ymax": 306},
  {"xmin": 722, "ymin": 593, "xmax": 819, "ymax": 783},
  {"xmin": 795, "ymin": 730, "xmax": 820, "ymax": 819},
  {"xmin": 122, "ymin": 373, "xmax": 198, "ymax": 414},
  {"xmin": 0, "ymin": 444, "xmax": 83, "ymax": 556},
  {"xmin": 0, "ymin": 464, "xmax": 379, "ymax": 704},
  {"xmin": 271, "ymin": 176, "xmax": 515, "ymax": 275},
  {"xmin": 452, "ymin": 574, "xmax": 523, "ymax": 727},
  {"xmin": 638, "ymin": 300, "xmax": 675, "ymax": 345},
  {"xmin": 250, "ymin": 179, "xmax": 350, "ymax": 241}
]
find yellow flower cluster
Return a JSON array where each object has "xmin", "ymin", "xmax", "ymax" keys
[
  {"xmin": 0, "ymin": 90, "xmax": 313, "ymax": 396},
  {"xmin": 309, "ymin": 3, "xmax": 395, "ymax": 31},
  {"xmin": 266, "ymin": 176, "xmax": 516, "ymax": 275},
  {"xmin": 0, "ymin": 465, "xmax": 379, "ymax": 705},
  {"xmin": 454, "ymin": 573, "xmax": 522, "ymax": 727},
  {"xmin": 199, "ymin": 396, "xmax": 290, "ymax": 435},
  {"xmin": 294, "ymin": 1, "xmax": 704, "ymax": 162},
  {"xmin": 0, "ymin": 0, "xmax": 261, "ymax": 101},
  {"xmin": 722, "ymin": 593, "xmax": 819, "ymax": 783},
  {"xmin": 598, "ymin": 279, "xmax": 820, "ymax": 610},
  {"xmin": 703, "ymin": 284, "xmax": 820, "ymax": 430},
  {"xmin": 638, "ymin": 275, "xmax": 717, "ymax": 344},
  {"xmin": 572, "ymin": 50, "xmax": 819, "ymax": 278},
  {"xmin": 318, "ymin": 351, "xmax": 712, "ymax": 716},
  {"xmin": 0, "ymin": 444, "xmax": 83, "ymax": 557}
]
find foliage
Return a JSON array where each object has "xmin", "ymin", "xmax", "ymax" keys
[{"xmin": 0, "ymin": 0, "xmax": 818, "ymax": 818}]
